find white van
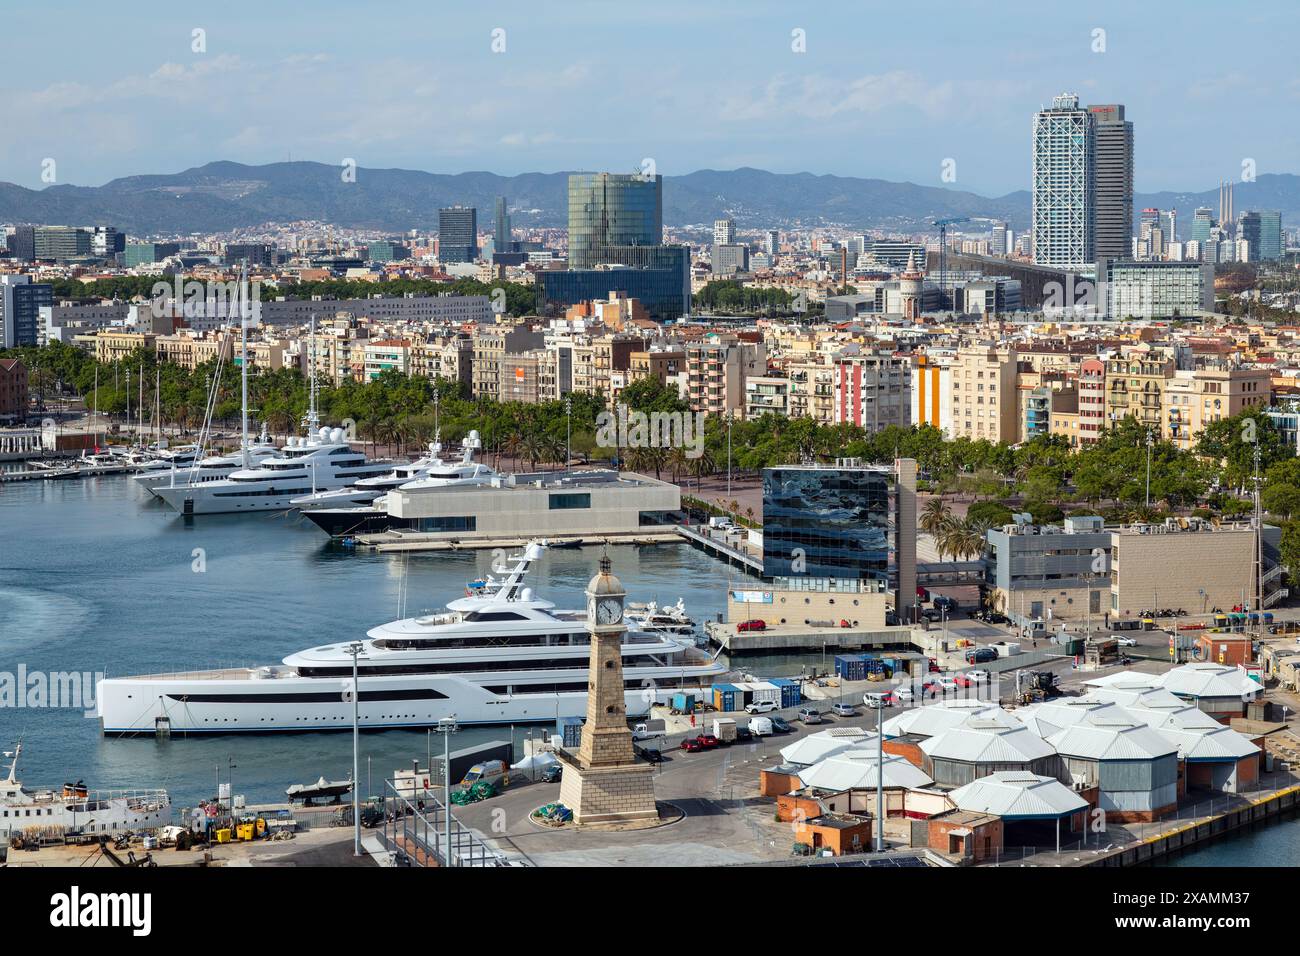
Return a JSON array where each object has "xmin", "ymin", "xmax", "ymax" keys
[{"xmin": 748, "ymin": 716, "xmax": 774, "ymax": 737}]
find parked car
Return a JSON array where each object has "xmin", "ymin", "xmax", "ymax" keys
[
  {"xmin": 894, "ymin": 685, "xmax": 915, "ymax": 703},
  {"xmin": 695, "ymin": 734, "xmax": 720, "ymax": 749},
  {"xmin": 681, "ymin": 737, "xmax": 703, "ymax": 752},
  {"xmin": 745, "ymin": 700, "xmax": 778, "ymax": 715},
  {"xmin": 933, "ymin": 596, "xmax": 959, "ymax": 612},
  {"xmin": 541, "ymin": 763, "xmax": 563, "ymax": 783},
  {"xmin": 965, "ymin": 647, "xmax": 998, "ymax": 664},
  {"xmin": 769, "ymin": 716, "xmax": 793, "ymax": 733},
  {"xmin": 634, "ymin": 745, "xmax": 664, "ymax": 764},
  {"xmin": 955, "ymin": 670, "xmax": 989, "ymax": 688},
  {"xmin": 933, "ymin": 677, "xmax": 959, "ymax": 693},
  {"xmin": 863, "ymin": 690, "xmax": 892, "ymax": 708},
  {"xmin": 748, "ymin": 716, "xmax": 774, "ymax": 737},
  {"xmin": 736, "ymin": 619, "xmax": 767, "ymax": 633},
  {"xmin": 798, "ymin": 708, "xmax": 823, "ymax": 724},
  {"xmin": 735, "ymin": 727, "xmax": 753, "ymax": 743},
  {"xmin": 831, "ymin": 702, "xmax": 857, "ymax": 717},
  {"xmin": 1116, "ymin": 636, "xmax": 1138, "ymax": 647}
]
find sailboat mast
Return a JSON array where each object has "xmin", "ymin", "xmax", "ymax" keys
[{"xmin": 240, "ymin": 264, "xmax": 251, "ymax": 469}]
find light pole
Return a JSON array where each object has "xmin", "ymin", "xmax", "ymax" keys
[
  {"xmin": 726, "ymin": 411, "xmax": 733, "ymax": 499},
  {"xmin": 345, "ymin": 640, "xmax": 365, "ymax": 857},
  {"xmin": 1144, "ymin": 426, "xmax": 1154, "ymax": 508},
  {"xmin": 872, "ymin": 698, "xmax": 884, "ymax": 852},
  {"xmin": 438, "ymin": 716, "xmax": 459, "ymax": 866}
]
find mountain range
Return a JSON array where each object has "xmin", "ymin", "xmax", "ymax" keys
[{"xmin": 1, "ymin": 161, "xmax": 1297, "ymax": 238}]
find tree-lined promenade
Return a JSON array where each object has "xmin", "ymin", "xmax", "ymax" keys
[{"xmin": 7, "ymin": 341, "xmax": 1299, "ymax": 566}]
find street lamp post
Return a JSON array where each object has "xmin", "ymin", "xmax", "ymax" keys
[
  {"xmin": 726, "ymin": 412, "xmax": 733, "ymax": 498},
  {"xmin": 564, "ymin": 396, "xmax": 572, "ymax": 476},
  {"xmin": 345, "ymin": 641, "xmax": 365, "ymax": 857},
  {"xmin": 873, "ymin": 698, "xmax": 885, "ymax": 852},
  {"xmin": 438, "ymin": 716, "xmax": 459, "ymax": 866},
  {"xmin": 1144, "ymin": 426, "xmax": 1154, "ymax": 508}
]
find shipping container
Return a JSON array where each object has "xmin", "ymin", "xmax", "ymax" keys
[
  {"xmin": 834, "ymin": 655, "xmax": 869, "ymax": 682},
  {"xmin": 769, "ymin": 678, "xmax": 802, "ymax": 708},
  {"xmin": 712, "ymin": 683, "xmax": 740, "ymax": 713},
  {"xmin": 750, "ymin": 681, "xmax": 782, "ymax": 706},
  {"xmin": 671, "ymin": 692, "xmax": 697, "ymax": 713}
]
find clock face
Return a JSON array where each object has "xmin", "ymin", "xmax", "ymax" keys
[{"xmin": 596, "ymin": 598, "xmax": 623, "ymax": 625}]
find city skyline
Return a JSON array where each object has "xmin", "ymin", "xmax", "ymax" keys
[{"xmin": 1, "ymin": 1, "xmax": 1296, "ymax": 195}]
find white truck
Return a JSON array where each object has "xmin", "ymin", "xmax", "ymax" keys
[
  {"xmin": 631, "ymin": 719, "xmax": 667, "ymax": 740},
  {"xmin": 748, "ymin": 716, "xmax": 774, "ymax": 737},
  {"xmin": 711, "ymin": 717, "xmax": 738, "ymax": 744}
]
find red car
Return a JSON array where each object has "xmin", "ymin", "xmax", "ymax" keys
[
  {"xmin": 695, "ymin": 734, "xmax": 720, "ymax": 749},
  {"xmin": 736, "ymin": 619, "xmax": 767, "ymax": 633},
  {"xmin": 681, "ymin": 737, "xmax": 704, "ymax": 752}
]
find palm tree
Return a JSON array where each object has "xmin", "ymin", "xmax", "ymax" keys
[
  {"xmin": 939, "ymin": 518, "xmax": 987, "ymax": 561},
  {"xmin": 919, "ymin": 497, "xmax": 951, "ymax": 535},
  {"xmin": 667, "ymin": 446, "xmax": 689, "ymax": 484},
  {"xmin": 687, "ymin": 448, "xmax": 717, "ymax": 497}
]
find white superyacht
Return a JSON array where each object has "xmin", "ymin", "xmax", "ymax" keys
[{"xmin": 97, "ymin": 543, "xmax": 725, "ymax": 735}]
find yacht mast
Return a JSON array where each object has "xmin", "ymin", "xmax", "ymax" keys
[{"xmin": 240, "ymin": 263, "xmax": 251, "ymax": 469}]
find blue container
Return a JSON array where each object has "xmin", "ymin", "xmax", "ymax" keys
[
  {"xmin": 770, "ymin": 678, "xmax": 802, "ymax": 708},
  {"xmin": 834, "ymin": 655, "xmax": 869, "ymax": 681},
  {"xmin": 671, "ymin": 692, "xmax": 696, "ymax": 713}
]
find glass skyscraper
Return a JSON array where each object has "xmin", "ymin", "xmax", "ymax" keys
[
  {"xmin": 761, "ymin": 466, "xmax": 893, "ymax": 586},
  {"xmin": 1032, "ymin": 94, "xmax": 1095, "ymax": 272},
  {"xmin": 567, "ymin": 173, "xmax": 662, "ymax": 269},
  {"xmin": 438, "ymin": 206, "xmax": 478, "ymax": 263}
]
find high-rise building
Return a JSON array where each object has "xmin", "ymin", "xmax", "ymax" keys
[
  {"xmin": 438, "ymin": 206, "xmax": 478, "ymax": 263},
  {"xmin": 1032, "ymin": 94, "xmax": 1095, "ymax": 271},
  {"xmin": 712, "ymin": 244, "xmax": 749, "ymax": 275},
  {"xmin": 713, "ymin": 218, "xmax": 735, "ymax": 247},
  {"xmin": 567, "ymin": 173, "xmax": 662, "ymax": 269},
  {"xmin": 1260, "ymin": 210, "xmax": 1283, "ymax": 261},
  {"xmin": 1219, "ymin": 181, "xmax": 1235, "ymax": 235},
  {"xmin": 766, "ymin": 229, "xmax": 779, "ymax": 258},
  {"xmin": 1, "ymin": 275, "xmax": 54, "ymax": 348},
  {"xmin": 1191, "ymin": 208, "xmax": 1214, "ymax": 243},
  {"xmin": 1088, "ymin": 104, "xmax": 1134, "ymax": 263},
  {"xmin": 494, "ymin": 196, "xmax": 512, "ymax": 255}
]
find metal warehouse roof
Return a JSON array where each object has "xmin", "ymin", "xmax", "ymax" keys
[
  {"xmin": 1157, "ymin": 663, "xmax": 1260, "ymax": 702},
  {"xmin": 1155, "ymin": 723, "xmax": 1260, "ymax": 761},
  {"xmin": 950, "ymin": 771, "xmax": 1089, "ymax": 819},
  {"xmin": 1045, "ymin": 718, "xmax": 1178, "ymax": 761},
  {"xmin": 920, "ymin": 721, "xmax": 1057, "ymax": 764},
  {"xmin": 881, "ymin": 699, "xmax": 1016, "ymax": 740},
  {"xmin": 779, "ymin": 728, "xmax": 877, "ymax": 766},
  {"xmin": 797, "ymin": 751, "xmax": 934, "ymax": 792},
  {"xmin": 1016, "ymin": 698, "xmax": 1125, "ymax": 738}
]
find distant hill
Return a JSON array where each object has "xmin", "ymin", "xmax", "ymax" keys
[{"xmin": 0, "ymin": 161, "xmax": 1296, "ymax": 238}]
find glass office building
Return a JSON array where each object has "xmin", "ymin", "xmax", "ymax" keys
[
  {"xmin": 439, "ymin": 206, "xmax": 478, "ymax": 263},
  {"xmin": 761, "ymin": 466, "xmax": 893, "ymax": 587},
  {"xmin": 567, "ymin": 173, "xmax": 662, "ymax": 269}
]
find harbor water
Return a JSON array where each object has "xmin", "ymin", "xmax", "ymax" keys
[{"xmin": 0, "ymin": 474, "xmax": 735, "ymax": 808}]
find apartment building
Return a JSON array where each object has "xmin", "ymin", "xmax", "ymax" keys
[
  {"xmin": 786, "ymin": 360, "xmax": 836, "ymax": 425},
  {"xmin": 950, "ymin": 344, "xmax": 1019, "ymax": 442},
  {"xmin": 1077, "ymin": 357, "xmax": 1106, "ymax": 445},
  {"xmin": 0, "ymin": 358, "xmax": 28, "ymax": 421},
  {"xmin": 155, "ymin": 331, "xmax": 234, "ymax": 370},
  {"xmin": 471, "ymin": 325, "xmax": 545, "ymax": 401},
  {"xmin": 833, "ymin": 352, "xmax": 912, "ymax": 433},
  {"xmin": 364, "ymin": 339, "xmax": 412, "ymax": 381},
  {"xmin": 685, "ymin": 334, "xmax": 765, "ymax": 417},
  {"xmin": 1104, "ymin": 353, "xmax": 1174, "ymax": 433},
  {"xmin": 745, "ymin": 376, "xmax": 792, "ymax": 419},
  {"xmin": 911, "ymin": 354, "xmax": 953, "ymax": 435}
]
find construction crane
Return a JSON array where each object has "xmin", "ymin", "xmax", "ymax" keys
[{"xmin": 934, "ymin": 217, "xmax": 972, "ymax": 294}]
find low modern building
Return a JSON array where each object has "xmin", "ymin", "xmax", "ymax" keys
[
  {"xmin": 947, "ymin": 771, "xmax": 1089, "ymax": 852},
  {"xmin": 381, "ymin": 469, "xmax": 679, "ymax": 542}
]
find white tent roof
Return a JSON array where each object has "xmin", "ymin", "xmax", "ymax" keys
[
  {"xmin": 1046, "ymin": 718, "xmax": 1178, "ymax": 761},
  {"xmin": 950, "ymin": 771, "xmax": 1089, "ymax": 819},
  {"xmin": 779, "ymin": 727, "xmax": 877, "ymax": 766},
  {"xmin": 920, "ymin": 720, "xmax": 1057, "ymax": 764},
  {"xmin": 1016, "ymin": 698, "xmax": 1125, "ymax": 738},
  {"xmin": 797, "ymin": 751, "xmax": 934, "ymax": 792},
  {"xmin": 881, "ymin": 699, "xmax": 1015, "ymax": 740},
  {"xmin": 1158, "ymin": 663, "xmax": 1260, "ymax": 702},
  {"xmin": 1083, "ymin": 670, "xmax": 1161, "ymax": 690}
]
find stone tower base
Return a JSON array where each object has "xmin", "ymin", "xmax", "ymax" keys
[{"xmin": 556, "ymin": 752, "xmax": 659, "ymax": 825}]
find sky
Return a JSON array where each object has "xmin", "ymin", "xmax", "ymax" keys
[{"xmin": 1, "ymin": 0, "xmax": 1295, "ymax": 197}]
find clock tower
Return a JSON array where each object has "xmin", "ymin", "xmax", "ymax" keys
[{"xmin": 556, "ymin": 554, "xmax": 660, "ymax": 825}]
